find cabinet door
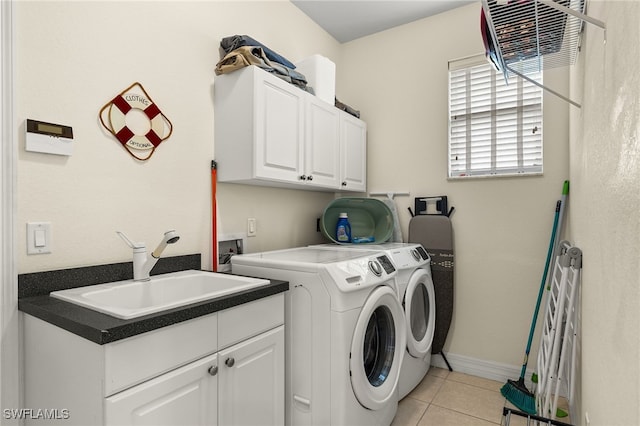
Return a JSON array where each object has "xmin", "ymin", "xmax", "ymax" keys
[
  {"xmin": 219, "ymin": 326, "xmax": 284, "ymax": 426},
  {"xmin": 304, "ymin": 98, "xmax": 340, "ymax": 189},
  {"xmin": 105, "ymin": 354, "xmax": 218, "ymax": 426},
  {"xmin": 340, "ymin": 113, "xmax": 367, "ymax": 192},
  {"xmin": 255, "ymin": 76, "xmax": 305, "ymax": 183}
]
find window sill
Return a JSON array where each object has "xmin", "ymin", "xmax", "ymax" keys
[{"xmin": 448, "ymin": 172, "xmax": 544, "ymax": 181}]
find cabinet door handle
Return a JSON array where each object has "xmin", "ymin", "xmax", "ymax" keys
[
  {"xmin": 341, "ymin": 181, "xmax": 347, "ymax": 186},
  {"xmin": 225, "ymin": 357, "xmax": 235, "ymax": 367},
  {"xmin": 208, "ymin": 365, "xmax": 218, "ymax": 376}
]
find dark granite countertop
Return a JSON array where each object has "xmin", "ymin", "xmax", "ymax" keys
[
  {"xmin": 19, "ymin": 280, "xmax": 288, "ymax": 345},
  {"xmin": 17, "ymin": 254, "xmax": 288, "ymax": 345}
]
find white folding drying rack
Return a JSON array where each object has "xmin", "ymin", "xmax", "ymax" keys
[
  {"xmin": 535, "ymin": 240, "xmax": 582, "ymax": 420},
  {"xmin": 481, "ymin": 0, "xmax": 606, "ymax": 107}
]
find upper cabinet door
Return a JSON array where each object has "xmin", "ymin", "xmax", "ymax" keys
[
  {"xmin": 255, "ymin": 77, "xmax": 305, "ymax": 183},
  {"xmin": 304, "ymin": 97, "xmax": 341, "ymax": 189},
  {"xmin": 340, "ymin": 113, "xmax": 367, "ymax": 192}
]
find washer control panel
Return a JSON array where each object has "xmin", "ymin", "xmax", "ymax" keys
[
  {"xmin": 376, "ymin": 255, "xmax": 396, "ymax": 275},
  {"xmin": 326, "ymin": 253, "xmax": 398, "ymax": 293}
]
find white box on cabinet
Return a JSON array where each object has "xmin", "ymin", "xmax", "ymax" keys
[{"xmin": 295, "ymin": 54, "xmax": 336, "ymax": 105}]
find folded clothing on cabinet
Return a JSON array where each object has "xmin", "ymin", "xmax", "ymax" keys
[
  {"xmin": 335, "ymin": 98, "xmax": 360, "ymax": 119},
  {"xmin": 215, "ymin": 45, "xmax": 308, "ymax": 90},
  {"xmin": 220, "ymin": 35, "xmax": 297, "ymax": 70}
]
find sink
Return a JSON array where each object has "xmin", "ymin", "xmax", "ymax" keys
[{"xmin": 50, "ymin": 270, "xmax": 270, "ymax": 320}]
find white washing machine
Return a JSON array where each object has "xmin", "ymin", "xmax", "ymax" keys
[
  {"xmin": 231, "ymin": 247, "xmax": 406, "ymax": 426},
  {"xmin": 313, "ymin": 243, "xmax": 436, "ymax": 399}
]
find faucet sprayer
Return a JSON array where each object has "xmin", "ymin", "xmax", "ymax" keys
[
  {"xmin": 152, "ymin": 230, "xmax": 180, "ymax": 258},
  {"xmin": 117, "ymin": 230, "xmax": 180, "ymax": 281}
]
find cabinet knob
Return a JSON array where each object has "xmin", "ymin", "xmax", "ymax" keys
[
  {"xmin": 225, "ymin": 357, "xmax": 235, "ymax": 367},
  {"xmin": 341, "ymin": 181, "xmax": 347, "ymax": 186},
  {"xmin": 307, "ymin": 175, "xmax": 313, "ymax": 181},
  {"xmin": 299, "ymin": 175, "xmax": 307, "ymax": 181},
  {"xmin": 208, "ymin": 365, "xmax": 218, "ymax": 376}
]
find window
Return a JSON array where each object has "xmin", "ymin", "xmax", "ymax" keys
[{"xmin": 448, "ymin": 54, "xmax": 543, "ymax": 178}]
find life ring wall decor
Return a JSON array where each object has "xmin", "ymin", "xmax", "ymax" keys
[{"xmin": 99, "ymin": 82, "xmax": 173, "ymax": 161}]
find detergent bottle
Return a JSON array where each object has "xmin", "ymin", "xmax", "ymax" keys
[{"xmin": 335, "ymin": 213, "xmax": 352, "ymax": 243}]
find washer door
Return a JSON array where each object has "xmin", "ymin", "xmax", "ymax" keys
[
  {"xmin": 350, "ymin": 286, "xmax": 406, "ymax": 411},
  {"xmin": 404, "ymin": 268, "xmax": 436, "ymax": 358}
]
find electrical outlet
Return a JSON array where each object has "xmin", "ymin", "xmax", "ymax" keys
[{"xmin": 247, "ymin": 218, "xmax": 257, "ymax": 237}]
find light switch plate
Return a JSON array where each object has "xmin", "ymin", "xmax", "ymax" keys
[
  {"xmin": 27, "ymin": 222, "xmax": 51, "ymax": 254},
  {"xmin": 247, "ymin": 218, "xmax": 257, "ymax": 237}
]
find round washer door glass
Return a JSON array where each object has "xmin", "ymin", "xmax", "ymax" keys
[
  {"xmin": 404, "ymin": 268, "xmax": 436, "ymax": 358},
  {"xmin": 364, "ymin": 305, "xmax": 395, "ymax": 387},
  {"xmin": 350, "ymin": 286, "xmax": 406, "ymax": 410}
]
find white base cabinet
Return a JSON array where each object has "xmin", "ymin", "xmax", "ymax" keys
[
  {"xmin": 105, "ymin": 353, "xmax": 219, "ymax": 426},
  {"xmin": 23, "ymin": 294, "xmax": 284, "ymax": 426},
  {"xmin": 218, "ymin": 327, "xmax": 284, "ymax": 426},
  {"xmin": 214, "ymin": 66, "xmax": 367, "ymax": 192}
]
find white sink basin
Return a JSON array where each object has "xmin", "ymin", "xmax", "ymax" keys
[{"xmin": 50, "ymin": 270, "xmax": 270, "ymax": 320}]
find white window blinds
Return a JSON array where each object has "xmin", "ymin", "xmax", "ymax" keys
[{"xmin": 448, "ymin": 55, "xmax": 543, "ymax": 178}]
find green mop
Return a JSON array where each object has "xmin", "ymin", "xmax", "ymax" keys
[{"xmin": 501, "ymin": 181, "xmax": 569, "ymax": 414}]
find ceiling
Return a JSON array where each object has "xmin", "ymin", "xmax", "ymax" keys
[{"xmin": 291, "ymin": 0, "xmax": 476, "ymax": 43}]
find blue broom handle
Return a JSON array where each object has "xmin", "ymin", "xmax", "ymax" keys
[
  {"xmin": 519, "ymin": 199, "xmax": 562, "ymax": 378},
  {"xmin": 545, "ymin": 181, "xmax": 569, "ymax": 290}
]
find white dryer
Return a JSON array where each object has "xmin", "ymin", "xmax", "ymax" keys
[
  {"xmin": 313, "ymin": 243, "xmax": 436, "ymax": 399},
  {"xmin": 231, "ymin": 247, "xmax": 406, "ymax": 426}
]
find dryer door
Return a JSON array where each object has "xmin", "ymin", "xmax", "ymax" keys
[
  {"xmin": 350, "ymin": 286, "xmax": 406, "ymax": 411},
  {"xmin": 404, "ymin": 268, "xmax": 436, "ymax": 358}
]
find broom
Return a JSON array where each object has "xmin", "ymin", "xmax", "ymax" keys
[{"xmin": 501, "ymin": 193, "xmax": 565, "ymax": 414}]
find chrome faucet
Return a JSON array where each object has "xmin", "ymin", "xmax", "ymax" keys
[{"xmin": 117, "ymin": 230, "xmax": 180, "ymax": 281}]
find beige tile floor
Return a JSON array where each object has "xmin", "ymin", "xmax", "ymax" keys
[{"xmin": 392, "ymin": 368, "xmax": 571, "ymax": 426}]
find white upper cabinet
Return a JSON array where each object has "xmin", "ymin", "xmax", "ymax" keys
[
  {"xmin": 304, "ymin": 96, "xmax": 341, "ymax": 188},
  {"xmin": 214, "ymin": 66, "xmax": 366, "ymax": 192},
  {"xmin": 255, "ymin": 74, "xmax": 305, "ymax": 183},
  {"xmin": 340, "ymin": 113, "xmax": 367, "ymax": 192}
]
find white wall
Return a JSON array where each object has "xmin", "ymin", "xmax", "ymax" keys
[
  {"xmin": 338, "ymin": 3, "xmax": 570, "ymax": 367},
  {"xmin": 570, "ymin": 1, "xmax": 640, "ymax": 425},
  {"xmin": 16, "ymin": 1, "xmax": 340, "ymax": 274}
]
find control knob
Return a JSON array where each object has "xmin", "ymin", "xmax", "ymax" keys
[
  {"xmin": 368, "ymin": 260, "xmax": 382, "ymax": 277},
  {"xmin": 411, "ymin": 249, "xmax": 421, "ymax": 261}
]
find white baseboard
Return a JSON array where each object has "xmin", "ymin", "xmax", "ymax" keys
[
  {"xmin": 430, "ymin": 351, "xmax": 537, "ymax": 389},
  {"xmin": 431, "ymin": 351, "xmax": 572, "ymax": 404}
]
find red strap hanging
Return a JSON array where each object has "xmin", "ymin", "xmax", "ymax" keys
[{"xmin": 211, "ymin": 160, "xmax": 218, "ymax": 272}]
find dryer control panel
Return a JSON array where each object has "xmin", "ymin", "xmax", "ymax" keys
[
  {"xmin": 415, "ymin": 246, "xmax": 430, "ymax": 261},
  {"xmin": 387, "ymin": 247, "xmax": 429, "ymax": 270}
]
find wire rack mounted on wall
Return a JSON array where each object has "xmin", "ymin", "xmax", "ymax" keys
[{"xmin": 481, "ymin": 0, "xmax": 606, "ymax": 107}]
